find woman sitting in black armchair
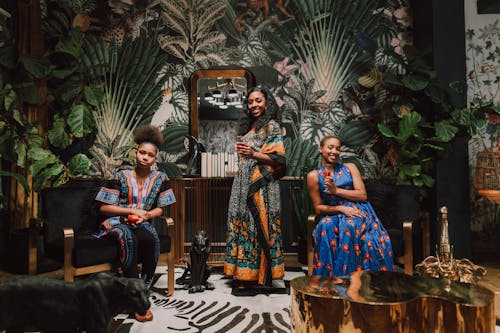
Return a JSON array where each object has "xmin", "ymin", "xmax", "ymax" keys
[{"xmin": 94, "ymin": 125, "xmax": 176, "ymax": 322}]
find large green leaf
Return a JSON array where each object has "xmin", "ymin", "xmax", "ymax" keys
[
  {"xmin": 58, "ymin": 78, "xmax": 83, "ymax": 104},
  {"xmin": 48, "ymin": 116, "xmax": 71, "ymax": 148},
  {"xmin": 20, "ymin": 55, "xmax": 52, "ymax": 78},
  {"xmin": 29, "ymin": 154, "xmax": 58, "ymax": 178},
  {"xmin": 67, "ymin": 104, "xmax": 94, "ymax": 138},
  {"xmin": 33, "ymin": 162, "xmax": 64, "ymax": 191},
  {"xmin": 54, "ymin": 28, "xmax": 83, "ymax": 59},
  {"xmin": 338, "ymin": 120, "xmax": 373, "ymax": 150},
  {"xmin": 68, "ymin": 153, "xmax": 91, "ymax": 176},
  {"xmin": 3, "ymin": 88, "xmax": 16, "ymax": 111},
  {"xmin": 14, "ymin": 140, "xmax": 27, "ymax": 168},
  {"xmin": 28, "ymin": 147, "xmax": 53, "ymax": 161},
  {"xmin": 161, "ymin": 124, "xmax": 188, "ymax": 154},
  {"xmin": 84, "ymin": 86, "xmax": 103, "ymax": 106},
  {"xmin": 400, "ymin": 164, "xmax": 421, "ymax": 177},
  {"xmin": 51, "ymin": 68, "xmax": 76, "ymax": 79},
  {"xmin": 378, "ymin": 124, "xmax": 396, "ymax": 138},
  {"xmin": 398, "ymin": 112, "xmax": 421, "ymax": 142},
  {"xmin": 401, "ymin": 74, "xmax": 429, "ymax": 91},
  {"xmin": 435, "ymin": 120, "xmax": 458, "ymax": 142}
]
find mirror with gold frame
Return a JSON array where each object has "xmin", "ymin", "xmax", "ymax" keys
[{"xmin": 190, "ymin": 69, "xmax": 254, "ymax": 153}]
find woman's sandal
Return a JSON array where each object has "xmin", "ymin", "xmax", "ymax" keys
[{"xmin": 135, "ymin": 309, "xmax": 153, "ymax": 322}]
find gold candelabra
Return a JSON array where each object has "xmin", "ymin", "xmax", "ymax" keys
[{"xmin": 415, "ymin": 206, "xmax": 486, "ymax": 291}]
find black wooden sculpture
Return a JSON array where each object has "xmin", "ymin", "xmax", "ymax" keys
[{"xmin": 176, "ymin": 230, "xmax": 215, "ymax": 293}]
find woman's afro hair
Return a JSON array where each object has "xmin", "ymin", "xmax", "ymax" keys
[{"xmin": 134, "ymin": 125, "xmax": 164, "ymax": 147}]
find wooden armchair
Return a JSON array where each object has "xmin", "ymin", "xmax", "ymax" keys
[
  {"xmin": 28, "ymin": 180, "xmax": 175, "ymax": 296},
  {"xmin": 307, "ymin": 182, "xmax": 430, "ymax": 276}
]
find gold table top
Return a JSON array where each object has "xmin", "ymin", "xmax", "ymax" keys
[{"xmin": 291, "ymin": 270, "xmax": 494, "ymax": 307}]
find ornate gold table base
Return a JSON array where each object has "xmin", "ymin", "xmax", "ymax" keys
[{"xmin": 291, "ymin": 272, "xmax": 495, "ymax": 333}]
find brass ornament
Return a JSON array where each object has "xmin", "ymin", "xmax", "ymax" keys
[{"xmin": 415, "ymin": 206, "xmax": 486, "ymax": 290}]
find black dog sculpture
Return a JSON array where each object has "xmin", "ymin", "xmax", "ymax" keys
[
  {"xmin": 176, "ymin": 230, "xmax": 214, "ymax": 293},
  {"xmin": 0, "ymin": 272, "xmax": 150, "ymax": 333}
]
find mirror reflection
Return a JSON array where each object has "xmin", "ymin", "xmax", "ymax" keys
[
  {"xmin": 190, "ymin": 69, "xmax": 254, "ymax": 154},
  {"xmin": 198, "ymin": 77, "xmax": 248, "ymax": 120}
]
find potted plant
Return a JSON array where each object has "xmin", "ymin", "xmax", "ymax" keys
[{"xmin": 345, "ymin": 45, "xmax": 461, "ymax": 197}]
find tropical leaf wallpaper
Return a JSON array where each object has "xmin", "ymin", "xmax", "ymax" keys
[
  {"xmin": 1, "ymin": 0, "xmax": 496, "ymax": 259},
  {"xmin": 464, "ymin": 0, "xmax": 500, "ymax": 257},
  {"xmin": 34, "ymin": 0, "xmax": 415, "ymax": 181}
]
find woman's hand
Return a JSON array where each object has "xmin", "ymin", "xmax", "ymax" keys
[
  {"xmin": 339, "ymin": 205, "xmax": 366, "ymax": 218},
  {"xmin": 324, "ymin": 177, "xmax": 336, "ymax": 194},
  {"xmin": 127, "ymin": 209, "xmax": 150, "ymax": 224},
  {"xmin": 236, "ymin": 142, "xmax": 254, "ymax": 159}
]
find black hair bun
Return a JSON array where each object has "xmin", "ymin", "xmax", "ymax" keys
[{"xmin": 134, "ymin": 125, "xmax": 164, "ymax": 147}]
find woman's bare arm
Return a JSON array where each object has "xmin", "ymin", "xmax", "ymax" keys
[
  {"xmin": 307, "ymin": 169, "xmax": 366, "ymax": 218},
  {"xmin": 307, "ymin": 170, "xmax": 344, "ymax": 215},
  {"xmin": 328, "ymin": 163, "xmax": 367, "ymax": 202}
]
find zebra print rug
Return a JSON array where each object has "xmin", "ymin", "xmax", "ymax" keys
[{"xmin": 116, "ymin": 268, "xmax": 304, "ymax": 333}]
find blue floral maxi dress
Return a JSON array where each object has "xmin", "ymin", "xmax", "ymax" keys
[
  {"xmin": 312, "ymin": 164, "xmax": 394, "ymax": 277},
  {"xmin": 224, "ymin": 120, "xmax": 286, "ymax": 286},
  {"xmin": 94, "ymin": 170, "xmax": 176, "ymax": 276}
]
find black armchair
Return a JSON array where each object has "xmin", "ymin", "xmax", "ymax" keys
[
  {"xmin": 307, "ymin": 181, "xmax": 430, "ymax": 275},
  {"xmin": 29, "ymin": 180, "xmax": 175, "ymax": 295}
]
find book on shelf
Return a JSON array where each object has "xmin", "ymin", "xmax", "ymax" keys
[{"xmin": 199, "ymin": 152, "xmax": 239, "ymax": 177}]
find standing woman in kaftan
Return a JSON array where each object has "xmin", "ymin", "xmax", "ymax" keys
[{"xmin": 224, "ymin": 86, "xmax": 286, "ymax": 289}]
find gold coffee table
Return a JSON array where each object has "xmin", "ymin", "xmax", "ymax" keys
[{"xmin": 291, "ymin": 270, "xmax": 495, "ymax": 333}]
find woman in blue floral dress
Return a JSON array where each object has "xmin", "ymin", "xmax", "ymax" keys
[{"xmin": 306, "ymin": 135, "xmax": 393, "ymax": 277}]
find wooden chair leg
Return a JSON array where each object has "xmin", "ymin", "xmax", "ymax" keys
[
  {"xmin": 307, "ymin": 214, "xmax": 316, "ymax": 276},
  {"xmin": 402, "ymin": 221, "xmax": 413, "ymax": 275},
  {"xmin": 28, "ymin": 219, "xmax": 38, "ymax": 275},
  {"xmin": 167, "ymin": 251, "xmax": 175, "ymax": 296},
  {"xmin": 63, "ymin": 228, "xmax": 76, "ymax": 282}
]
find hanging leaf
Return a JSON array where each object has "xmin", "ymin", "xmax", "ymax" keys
[
  {"xmin": 401, "ymin": 74, "xmax": 429, "ymax": 91},
  {"xmin": 33, "ymin": 163, "xmax": 65, "ymax": 191},
  {"xmin": 398, "ymin": 112, "xmax": 421, "ymax": 142},
  {"xmin": 54, "ymin": 28, "xmax": 83, "ymax": 59},
  {"xmin": 68, "ymin": 153, "xmax": 91, "ymax": 176},
  {"xmin": 84, "ymin": 86, "xmax": 103, "ymax": 106},
  {"xmin": 48, "ymin": 116, "xmax": 71, "ymax": 148},
  {"xmin": 434, "ymin": 120, "xmax": 458, "ymax": 142},
  {"xmin": 20, "ymin": 55, "xmax": 51, "ymax": 78},
  {"xmin": 67, "ymin": 104, "xmax": 94, "ymax": 138}
]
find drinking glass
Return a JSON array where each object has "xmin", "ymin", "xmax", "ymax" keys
[{"xmin": 323, "ymin": 163, "xmax": 334, "ymax": 193}]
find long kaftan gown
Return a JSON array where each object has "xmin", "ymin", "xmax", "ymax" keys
[{"xmin": 224, "ymin": 120, "xmax": 286, "ymax": 286}]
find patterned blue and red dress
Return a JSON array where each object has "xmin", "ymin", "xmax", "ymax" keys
[
  {"xmin": 94, "ymin": 170, "xmax": 176, "ymax": 277},
  {"xmin": 312, "ymin": 164, "xmax": 394, "ymax": 277}
]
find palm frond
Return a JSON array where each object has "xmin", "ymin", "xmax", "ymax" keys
[
  {"xmin": 289, "ymin": 0, "xmax": 383, "ymax": 103},
  {"xmin": 158, "ymin": 0, "xmax": 228, "ymax": 67},
  {"xmin": 83, "ymin": 35, "xmax": 167, "ymax": 176}
]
